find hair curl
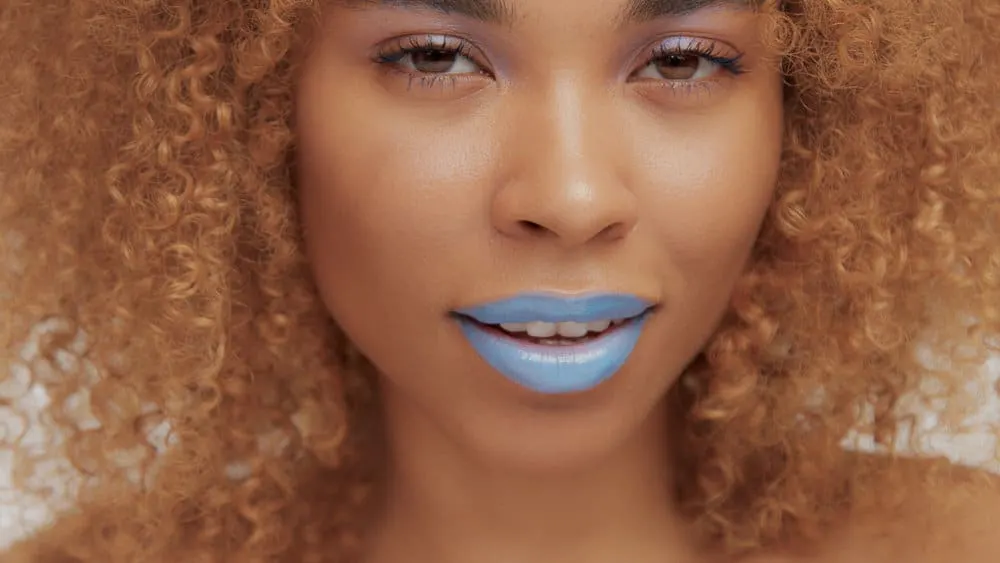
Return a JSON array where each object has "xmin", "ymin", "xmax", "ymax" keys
[{"xmin": 1, "ymin": 0, "xmax": 999, "ymax": 561}]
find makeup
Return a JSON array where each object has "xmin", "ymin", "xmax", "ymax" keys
[{"xmin": 453, "ymin": 293, "xmax": 654, "ymax": 394}]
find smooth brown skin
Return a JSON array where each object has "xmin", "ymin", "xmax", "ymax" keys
[{"xmin": 296, "ymin": 0, "xmax": 783, "ymax": 561}]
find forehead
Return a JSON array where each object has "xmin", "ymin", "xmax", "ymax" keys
[{"xmin": 338, "ymin": 0, "xmax": 761, "ymax": 26}]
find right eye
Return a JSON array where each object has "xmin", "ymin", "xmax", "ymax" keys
[
  {"xmin": 375, "ymin": 35, "xmax": 490, "ymax": 79},
  {"xmin": 387, "ymin": 47, "xmax": 482, "ymax": 75}
]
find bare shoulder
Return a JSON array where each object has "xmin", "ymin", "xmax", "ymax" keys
[
  {"xmin": 820, "ymin": 458, "xmax": 1000, "ymax": 563},
  {"xmin": 745, "ymin": 457, "xmax": 1000, "ymax": 563}
]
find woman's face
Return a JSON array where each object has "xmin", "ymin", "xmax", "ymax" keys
[{"xmin": 296, "ymin": 0, "xmax": 783, "ymax": 469}]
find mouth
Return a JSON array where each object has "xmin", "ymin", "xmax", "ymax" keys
[
  {"xmin": 459, "ymin": 314, "xmax": 645, "ymax": 347},
  {"xmin": 451, "ymin": 292, "xmax": 656, "ymax": 395}
]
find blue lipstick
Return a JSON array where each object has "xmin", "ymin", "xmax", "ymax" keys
[{"xmin": 453, "ymin": 293, "xmax": 654, "ymax": 395}]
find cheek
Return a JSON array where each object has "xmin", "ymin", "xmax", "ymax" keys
[
  {"xmin": 631, "ymin": 96, "xmax": 783, "ymax": 299},
  {"xmin": 294, "ymin": 86, "xmax": 501, "ymax": 314},
  {"xmin": 658, "ymin": 159, "xmax": 777, "ymax": 273},
  {"xmin": 649, "ymin": 107, "xmax": 779, "ymax": 252}
]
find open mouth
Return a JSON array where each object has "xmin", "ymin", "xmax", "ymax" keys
[
  {"xmin": 460, "ymin": 313, "xmax": 647, "ymax": 347},
  {"xmin": 451, "ymin": 293, "xmax": 656, "ymax": 394}
]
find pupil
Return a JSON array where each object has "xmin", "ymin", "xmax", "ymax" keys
[
  {"xmin": 656, "ymin": 54, "xmax": 699, "ymax": 80},
  {"xmin": 411, "ymin": 50, "xmax": 457, "ymax": 73}
]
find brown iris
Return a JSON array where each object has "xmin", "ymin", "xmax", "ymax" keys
[
  {"xmin": 410, "ymin": 50, "xmax": 459, "ymax": 73},
  {"xmin": 653, "ymin": 54, "xmax": 701, "ymax": 80}
]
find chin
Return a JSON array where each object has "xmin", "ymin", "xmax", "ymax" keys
[{"xmin": 445, "ymin": 362, "xmax": 673, "ymax": 474}]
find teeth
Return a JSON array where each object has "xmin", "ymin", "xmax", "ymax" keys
[
  {"xmin": 526, "ymin": 321, "xmax": 558, "ymax": 338},
  {"xmin": 498, "ymin": 319, "xmax": 622, "ymax": 339},
  {"xmin": 587, "ymin": 319, "xmax": 612, "ymax": 332},
  {"xmin": 556, "ymin": 321, "xmax": 588, "ymax": 338}
]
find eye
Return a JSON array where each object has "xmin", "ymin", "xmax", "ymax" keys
[
  {"xmin": 375, "ymin": 35, "xmax": 488, "ymax": 77},
  {"xmin": 630, "ymin": 37, "xmax": 745, "ymax": 83},
  {"xmin": 634, "ymin": 53, "xmax": 724, "ymax": 81},
  {"xmin": 395, "ymin": 48, "xmax": 480, "ymax": 75}
]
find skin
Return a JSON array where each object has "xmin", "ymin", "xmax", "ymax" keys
[{"xmin": 295, "ymin": 0, "xmax": 783, "ymax": 561}]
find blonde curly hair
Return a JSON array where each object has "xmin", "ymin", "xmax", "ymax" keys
[{"xmin": 1, "ymin": 0, "xmax": 998, "ymax": 561}]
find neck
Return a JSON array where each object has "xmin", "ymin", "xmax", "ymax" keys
[{"xmin": 364, "ymin": 389, "xmax": 701, "ymax": 563}]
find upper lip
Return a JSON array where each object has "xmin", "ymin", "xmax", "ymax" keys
[{"xmin": 453, "ymin": 292, "xmax": 656, "ymax": 324}]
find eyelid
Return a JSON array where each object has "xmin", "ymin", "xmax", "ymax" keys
[
  {"xmin": 633, "ymin": 35, "xmax": 747, "ymax": 77},
  {"xmin": 370, "ymin": 31, "xmax": 746, "ymax": 99},
  {"xmin": 373, "ymin": 33, "xmax": 493, "ymax": 75},
  {"xmin": 371, "ymin": 33, "xmax": 495, "ymax": 97},
  {"xmin": 657, "ymin": 36, "xmax": 740, "ymax": 60}
]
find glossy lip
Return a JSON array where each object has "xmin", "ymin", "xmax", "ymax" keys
[
  {"xmin": 452, "ymin": 293, "xmax": 656, "ymax": 394},
  {"xmin": 453, "ymin": 292, "xmax": 655, "ymax": 324}
]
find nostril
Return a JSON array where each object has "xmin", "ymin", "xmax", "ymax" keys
[
  {"xmin": 517, "ymin": 220, "xmax": 548, "ymax": 234},
  {"xmin": 597, "ymin": 222, "xmax": 630, "ymax": 241}
]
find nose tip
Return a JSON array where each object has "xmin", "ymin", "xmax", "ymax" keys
[{"xmin": 493, "ymin": 180, "xmax": 638, "ymax": 246}]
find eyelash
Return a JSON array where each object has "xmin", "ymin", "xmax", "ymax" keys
[
  {"xmin": 374, "ymin": 35, "xmax": 485, "ymax": 90},
  {"xmin": 649, "ymin": 37, "xmax": 746, "ymax": 77},
  {"xmin": 373, "ymin": 34, "xmax": 747, "ymax": 92}
]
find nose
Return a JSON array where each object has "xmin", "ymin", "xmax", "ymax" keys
[{"xmin": 491, "ymin": 85, "xmax": 638, "ymax": 248}]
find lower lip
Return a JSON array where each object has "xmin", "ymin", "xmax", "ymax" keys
[{"xmin": 455, "ymin": 313, "xmax": 650, "ymax": 395}]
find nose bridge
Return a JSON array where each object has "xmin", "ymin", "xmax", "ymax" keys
[{"xmin": 492, "ymin": 78, "xmax": 637, "ymax": 246}]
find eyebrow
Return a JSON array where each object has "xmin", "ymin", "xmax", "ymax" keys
[
  {"xmin": 344, "ymin": 0, "xmax": 515, "ymax": 24},
  {"xmin": 619, "ymin": 0, "xmax": 755, "ymax": 24},
  {"xmin": 346, "ymin": 0, "xmax": 753, "ymax": 26}
]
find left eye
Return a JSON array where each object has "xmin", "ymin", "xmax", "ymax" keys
[
  {"xmin": 634, "ymin": 53, "xmax": 723, "ymax": 81},
  {"xmin": 395, "ymin": 49, "xmax": 481, "ymax": 75}
]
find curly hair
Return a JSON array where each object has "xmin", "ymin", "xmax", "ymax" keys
[{"xmin": 1, "ymin": 0, "xmax": 998, "ymax": 561}]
